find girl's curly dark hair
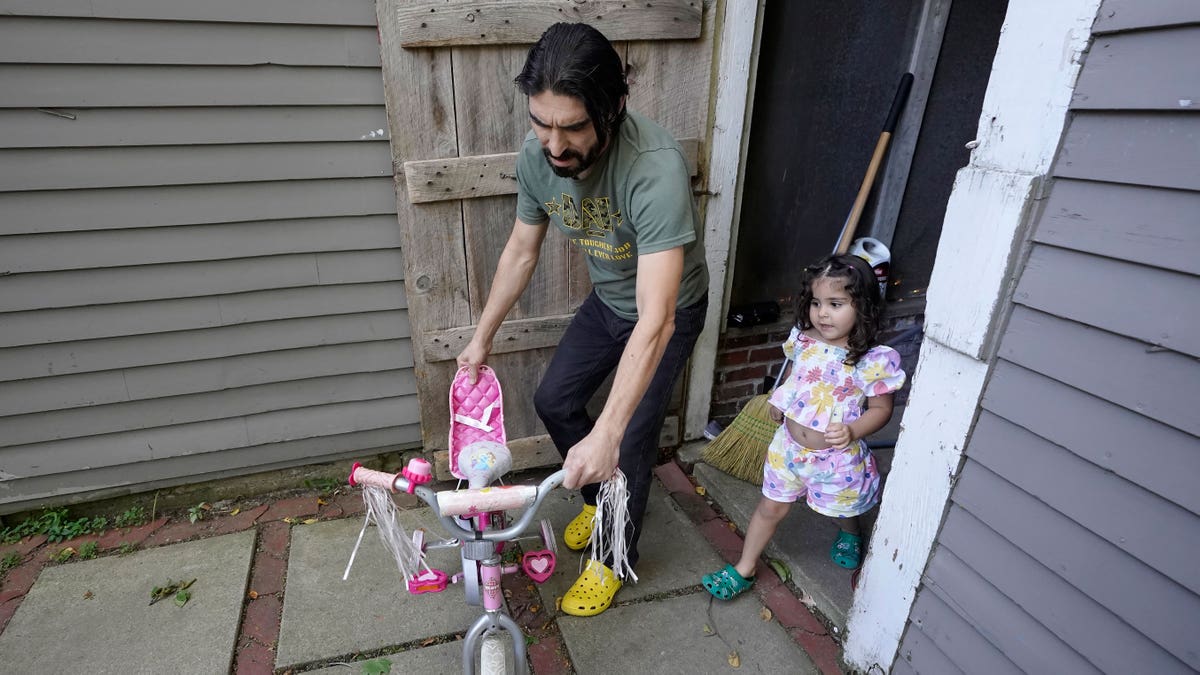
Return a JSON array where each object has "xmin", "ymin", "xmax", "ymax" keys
[{"xmin": 792, "ymin": 253, "xmax": 883, "ymax": 365}]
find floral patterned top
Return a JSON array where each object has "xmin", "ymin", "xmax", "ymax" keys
[{"xmin": 767, "ymin": 327, "xmax": 906, "ymax": 433}]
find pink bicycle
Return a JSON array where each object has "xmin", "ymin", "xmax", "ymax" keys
[{"xmin": 345, "ymin": 442, "xmax": 563, "ymax": 675}]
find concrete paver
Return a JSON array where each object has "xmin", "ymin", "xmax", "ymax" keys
[
  {"xmin": 0, "ymin": 531, "xmax": 253, "ymax": 675},
  {"xmin": 559, "ymin": 592, "xmax": 817, "ymax": 674},
  {"xmin": 276, "ymin": 512, "xmax": 481, "ymax": 670}
]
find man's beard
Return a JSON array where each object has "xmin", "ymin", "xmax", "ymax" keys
[{"xmin": 543, "ymin": 143, "xmax": 601, "ymax": 178}]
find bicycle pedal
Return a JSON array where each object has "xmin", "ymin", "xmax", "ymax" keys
[
  {"xmin": 522, "ymin": 549, "xmax": 556, "ymax": 584},
  {"xmin": 407, "ymin": 568, "xmax": 448, "ymax": 594}
]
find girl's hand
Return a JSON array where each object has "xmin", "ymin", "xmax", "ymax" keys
[
  {"xmin": 824, "ymin": 422, "xmax": 855, "ymax": 449},
  {"xmin": 769, "ymin": 404, "xmax": 783, "ymax": 424}
]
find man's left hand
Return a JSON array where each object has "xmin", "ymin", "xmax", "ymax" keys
[{"xmin": 562, "ymin": 429, "xmax": 621, "ymax": 489}]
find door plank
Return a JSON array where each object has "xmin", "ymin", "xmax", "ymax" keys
[
  {"xmin": 625, "ymin": 0, "xmax": 716, "ymax": 142},
  {"xmin": 403, "ymin": 139, "xmax": 700, "ymax": 203},
  {"xmin": 421, "ymin": 314, "xmax": 575, "ymax": 362},
  {"xmin": 623, "ymin": 5, "xmax": 717, "ymax": 438},
  {"xmin": 404, "ymin": 151, "xmax": 518, "ymax": 203},
  {"xmin": 396, "ymin": 0, "xmax": 702, "ymax": 48},
  {"xmin": 452, "ymin": 45, "xmax": 549, "ymax": 318},
  {"xmin": 453, "ymin": 44, "xmax": 567, "ymax": 443},
  {"xmin": 378, "ymin": 0, "xmax": 468, "ymax": 451}
]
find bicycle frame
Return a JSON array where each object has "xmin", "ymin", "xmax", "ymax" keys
[{"xmin": 349, "ymin": 462, "xmax": 566, "ymax": 675}]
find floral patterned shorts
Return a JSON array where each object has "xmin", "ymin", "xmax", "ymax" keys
[{"xmin": 761, "ymin": 424, "xmax": 881, "ymax": 517}]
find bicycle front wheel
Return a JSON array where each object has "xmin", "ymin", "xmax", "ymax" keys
[{"xmin": 478, "ymin": 633, "xmax": 512, "ymax": 675}]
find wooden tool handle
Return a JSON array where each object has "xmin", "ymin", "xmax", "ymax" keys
[{"xmin": 834, "ymin": 72, "xmax": 915, "ymax": 255}]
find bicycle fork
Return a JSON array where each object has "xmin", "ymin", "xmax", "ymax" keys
[{"xmin": 462, "ymin": 557, "xmax": 526, "ymax": 675}]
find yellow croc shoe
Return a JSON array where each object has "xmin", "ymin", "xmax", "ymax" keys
[
  {"xmin": 563, "ymin": 503, "xmax": 597, "ymax": 551},
  {"xmin": 561, "ymin": 559, "xmax": 622, "ymax": 617}
]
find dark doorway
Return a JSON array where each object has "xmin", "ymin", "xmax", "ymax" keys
[{"xmin": 731, "ymin": 0, "xmax": 1010, "ymax": 313}]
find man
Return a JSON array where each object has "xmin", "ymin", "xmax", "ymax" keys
[{"xmin": 456, "ymin": 22, "xmax": 708, "ymax": 617}]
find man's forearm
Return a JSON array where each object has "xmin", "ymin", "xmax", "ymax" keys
[{"xmin": 592, "ymin": 315, "xmax": 676, "ymax": 440}]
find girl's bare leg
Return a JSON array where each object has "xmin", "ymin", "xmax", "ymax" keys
[
  {"xmin": 834, "ymin": 515, "xmax": 861, "ymax": 535},
  {"xmin": 734, "ymin": 497, "xmax": 791, "ymax": 579}
]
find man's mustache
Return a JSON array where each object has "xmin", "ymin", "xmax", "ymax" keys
[{"xmin": 543, "ymin": 148, "xmax": 583, "ymax": 162}]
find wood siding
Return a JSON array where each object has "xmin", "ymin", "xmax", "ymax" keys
[
  {"xmin": 0, "ymin": 3, "xmax": 419, "ymax": 510},
  {"xmin": 897, "ymin": 2, "xmax": 1200, "ymax": 672}
]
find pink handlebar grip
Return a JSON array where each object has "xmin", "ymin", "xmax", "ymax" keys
[
  {"xmin": 435, "ymin": 484, "xmax": 538, "ymax": 517},
  {"xmin": 348, "ymin": 463, "xmax": 401, "ymax": 493}
]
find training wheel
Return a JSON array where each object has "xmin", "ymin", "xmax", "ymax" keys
[{"xmin": 539, "ymin": 517, "xmax": 558, "ymax": 557}]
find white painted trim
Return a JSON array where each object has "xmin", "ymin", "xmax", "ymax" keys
[
  {"xmin": 844, "ymin": 0, "xmax": 1102, "ymax": 670},
  {"xmin": 684, "ymin": 0, "xmax": 764, "ymax": 440},
  {"xmin": 924, "ymin": 167, "xmax": 1039, "ymax": 359}
]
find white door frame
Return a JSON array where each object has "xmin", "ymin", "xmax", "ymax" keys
[
  {"xmin": 684, "ymin": 0, "xmax": 766, "ymax": 440},
  {"xmin": 843, "ymin": 0, "xmax": 1103, "ymax": 670}
]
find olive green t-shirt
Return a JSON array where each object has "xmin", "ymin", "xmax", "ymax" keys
[{"xmin": 515, "ymin": 110, "xmax": 709, "ymax": 321}]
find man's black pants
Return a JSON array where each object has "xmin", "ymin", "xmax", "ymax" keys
[{"xmin": 533, "ymin": 291, "xmax": 707, "ymax": 569}]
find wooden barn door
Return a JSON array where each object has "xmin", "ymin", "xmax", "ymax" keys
[{"xmin": 376, "ymin": 0, "xmax": 718, "ymax": 478}]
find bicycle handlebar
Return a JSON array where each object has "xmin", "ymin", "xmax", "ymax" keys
[{"xmin": 349, "ymin": 464, "xmax": 566, "ymax": 542}]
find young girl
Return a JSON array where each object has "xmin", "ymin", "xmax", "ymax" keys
[{"xmin": 702, "ymin": 253, "xmax": 905, "ymax": 600}]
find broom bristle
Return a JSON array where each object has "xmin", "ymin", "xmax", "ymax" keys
[{"xmin": 701, "ymin": 394, "xmax": 778, "ymax": 485}]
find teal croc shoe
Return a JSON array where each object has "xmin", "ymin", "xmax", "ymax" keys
[
  {"xmin": 831, "ymin": 531, "xmax": 863, "ymax": 569},
  {"xmin": 702, "ymin": 564, "xmax": 754, "ymax": 600}
]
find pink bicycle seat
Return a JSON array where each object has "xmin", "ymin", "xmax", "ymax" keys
[{"xmin": 448, "ymin": 366, "xmax": 506, "ymax": 480}]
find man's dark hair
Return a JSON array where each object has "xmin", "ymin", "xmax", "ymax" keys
[{"xmin": 515, "ymin": 22, "xmax": 629, "ymax": 148}]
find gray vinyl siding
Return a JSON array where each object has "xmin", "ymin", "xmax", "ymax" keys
[
  {"xmin": 897, "ymin": 3, "xmax": 1200, "ymax": 673},
  {"xmin": 0, "ymin": 2, "xmax": 420, "ymax": 511}
]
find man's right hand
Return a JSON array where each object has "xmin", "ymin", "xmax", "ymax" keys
[{"xmin": 456, "ymin": 339, "xmax": 491, "ymax": 384}]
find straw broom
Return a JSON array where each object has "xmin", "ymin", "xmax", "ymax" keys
[
  {"xmin": 702, "ymin": 73, "xmax": 915, "ymax": 484},
  {"xmin": 700, "ymin": 394, "xmax": 777, "ymax": 485}
]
